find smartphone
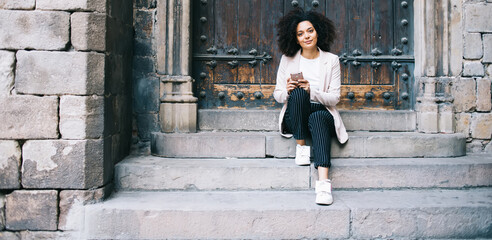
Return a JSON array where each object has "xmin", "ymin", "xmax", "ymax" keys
[{"xmin": 290, "ymin": 72, "xmax": 303, "ymax": 81}]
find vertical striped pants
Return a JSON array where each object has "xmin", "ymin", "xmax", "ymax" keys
[{"xmin": 283, "ymin": 88, "xmax": 336, "ymax": 168}]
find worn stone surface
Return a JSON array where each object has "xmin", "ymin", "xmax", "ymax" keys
[
  {"xmin": 451, "ymin": 78, "xmax": 477, "ymax": 112},
  {"xmin": 71, "ymin": 12, "xmax": 106, "ymax": 52},
  {"xmin": 477, "ymin": 78, "xmax": 492, "ymax": 111},
  {"xmin": 84, "ymin": 189, "xmax": 492, "ymax": 239},
  {"xmin": 471, "ymin": 113, "xmax": 492, "ymax": 139},
  {"xmin": 59, "ymin": 185, "xmax": 112, "ymax": 231},
  {"xmin": 36, "ymin": 0, "xmax": 106, "ymax": 12},
  {"xmin": 197, "ymin": 109, "xmax": 413, "ymax": 132},
  {"xmin": 0, "ymin": 10, "xmax": 69, "ymax": 50},
  {"xmin": 16, "ymin": 51, "xmax": 105, "ymax": 95},
  {"xmin": 84, "ymin": 191, "xmax": 350, "ymax": 239},
  {"xmin": 60, "ymin": 96, "xmax": 104, "ymax": 139},
  {"xmin": 22, "ymin": 140, "xmax": 104, "ymax": 189},
  {"xmin": 327, "ymin": 155, "xmax": 492, "ymax": 190},
  {"xmin": 115, "ymin": 156, "xmax": 310, "ymax": 191},
  {"xmin": 5, "ymin": 190, "xmax": 58, "ymax": 231},
  {"xmin": 0, "ymin": 0, "xmax": 34, "ymax": 9},
  {"xmin": 19, "ymin": 231, "xmax": 73, "ymax": 240},
  {"xmin": 0, "ymin": 231, "xmax": 20, "ymax": 240},
  {"xmin": 484, "ymin": 34, "xmax": 492, "ymax": 63},
  {"xmin": 0, "ymin": 194, "xmax": 4, "ymax": 230},
  {"xmin": 455, "ymin": 113, "xmax": 472, "ymax": 137},
  {"xmin": 133, "ymin": 76, "xmax": 160, "ymax": 113},
  {"xmin": 0, "ymin": 51, "xmax": 14, "ymax": 96},
  {"xmin": 265, "ymin": 132, "xmax": 466, "ymax": 158},
  {"xmin": 152, "ymin": 132, "xmax": 265, "ymax": 158},
  {"xmin": 463, "ymin": 33, "xmax": 483, "ymax": 59},
  {"xmin": 159, "ymin": 103, "xmax": 197, "ymax": 133},
  {"xmin": 116, "ymin": 155, "xmax": 492, "ymax": 191},
  {"xmin": 0, "ymin": 141, "xmax": 21, "ymax": 189},
  {"xmin": 485, "ymin": 141, "xmax": 492, "ymax": 153},
  {"xmin": 345, "ymin": 189, "xmax": 492, "ymax": 238},
  {"xmin": 464, "ymin": 3, "xmax": 492, "ymax": 32},
  {"xmin": 463, "ymin": 61, "xmax": 485, "ymax": 77},
  {"xmin": 467, "ymin": 140, "xmax": 485, "ymax": 153},
  {"xmin": 438, "ymin": 103, "xmax": 454, "ymax": 133},
  {"xmin": 0, "ymin": 96, "xmax": 58, "ymax": 139},
  {"xmin": 136, "ymin": 113, "xmax": 160, "ymax": 141}
]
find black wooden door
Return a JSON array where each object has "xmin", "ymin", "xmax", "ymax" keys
[{"xmin": 192, "ymin": 0, "xmax": 414, "ymax": 110}]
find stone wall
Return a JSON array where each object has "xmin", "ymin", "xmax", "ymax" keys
[
  {"xmin": 456, "ymin": 0, "xmax": 492, "ymax": 152},
  {"xmin": 0, "ymin": 0, "xmax": 133, "ymax": 237}
]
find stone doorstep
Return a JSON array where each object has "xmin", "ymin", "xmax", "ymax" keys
[
  {"xmin": 198, "ymin": 109, "xmax": 417, "ymax": 132},
  {"xmin": 151, "ymin": 131, "xmax": 466, "ymax": 158},
  {"xmin": 83, "ymin": 188, "xmax": 492, "ymax": 239},
  {"xmin": 114, "ymin": 154, "xmax": 492, "ymax": 191}
]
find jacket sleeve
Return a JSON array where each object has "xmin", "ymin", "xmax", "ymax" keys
[
  {"xmin": 311, "ymin": 56, "xmax": 341, "ymax": 107},
  {"xmin": 273, "ymin": 55, "xmax": 289, "ymax": 104}
]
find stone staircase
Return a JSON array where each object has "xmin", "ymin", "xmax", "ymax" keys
[{"xmin": 82, "ymin": 110, "xmax": 492, "ymax": 239}]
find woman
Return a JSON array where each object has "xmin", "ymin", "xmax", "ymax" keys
[{"xmin": 274, "ymin": 8, "xmax": 348, "ymax": 205}]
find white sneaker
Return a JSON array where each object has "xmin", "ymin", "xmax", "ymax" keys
[
  {"xmin": 295, "ymin": 144, "xmax": 310, "ymax": 166},
  {"xmin": 315, "ymin": 179, "xmax": 333, "ymax": 205}
]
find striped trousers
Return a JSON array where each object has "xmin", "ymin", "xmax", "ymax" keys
[{"xmin": 283, "ymin": 88, "xmax": 336, "ymax": 168}]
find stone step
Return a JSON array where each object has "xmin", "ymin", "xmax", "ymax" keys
[
  {"xmin": 198, "ymin": 109, "xmax": 417, "ymax": 132},
  {"xmin": 151, "ymin": 131, "xmax": 466, "ymax": 158},
  {"xmin": 115, "ymin": 154, "xmax": 492, "ymax": 191},
  {"xmin": 83, "ymin": 188, "xmax": 492, "ymax": 239}
]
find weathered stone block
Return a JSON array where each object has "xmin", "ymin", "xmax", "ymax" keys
[
  {"xmin": 471, "ymin": 113, "xmax": 492, "ymax": 139},
  {"xmin": 5, "ymin": 190, "xmax": 58, "ymax": 231},
  {"xmin": 455, "ymin": 113, "xmax": 472, "ymax": 137},
  {"xmin": 136, "ymin": 113, "xmax": 160, "ymax": 141},
  {"xmin": 451, "ymin": 78, "xmax": 476, "ymax": 112},
  {"xmin": 159, "ymin": 103, "xmax": 197, "ymax": 133},
  {"xmin": 464, "ymin": 3, "xmax": 492, "ymax": 32},
  {"xmin": 483, "ymin": 34, "xmax": 492, "ymax": 63},
  {"xmin": 36, "ymin": 0, "xmax": 106, "ymax": 12},
  {"xmin": 0, "ymin": 141, "xmax": 21, "ymax": 189},
  {"xmin": 134, "ymin": 76, "xmax": 160, "ymax": 113},
  {"xmin": 438, "ymin": 103, "xmax": 454, "ymax": 133},
  {"xmin": 0, "ymin": 96, "xmax": 58, "ymax": 139},
  {"xmin": 135, "ymin": 0, "xmax": 156, "ymax": 9},
  {"xmin": 0, "ymin": 0, "xmax": 34, "ymax": 9},
  {"xmin": 477, "ymin": 78, "xmax": 492, "ymax": 111},
  {"xmin": 463, "ymin": 33, "xmax": 483, "ymax": 59},
  {"xmin": 71, "ymin": 13, "xmax": 106, "ymax": 52},
  {"xmin": 59, "ymin": 185, "xmax": 111, "ymax": 231},
  {"xmin": 466, "ymin": 140, "xmax": 484, "ymax": 153},
  {"xmin": 60, "ymin": 96, "xmax": 104, "ymax": 139},
  {"xmin": 16, "ymin": 51, "xmax": 105, "ymax": 95},
  {"xmin": 0, "ymin": 10, "xmax": 69, "ymax": 50},
  {"xmin": 134, "ymin": 10, "xmax": 154, "ymax": 39},
  {"xmin": 487, "ymin": 64, "xmax": 492, "ymax": 76},
  {"xmin": 0, "ymin": 231, "xmax": 20, "ymax": 240},
  {"xmin": 22, "ymin": 140, "xmax": 104, "ymax": 189},
  {"xmin": 463, "ymin": 61, "xmax": 485, "ymax": 77},
  {"xmin": 0, "ymin": 51, "xmax": 14, "ymax": 96},
  {"xmin": 20, "ymin": 231, "xmax": 72, "ymax": 240}
]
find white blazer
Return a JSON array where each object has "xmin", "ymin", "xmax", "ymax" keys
[{"xmin": 273, "ymin": 49, "xmax": 348, "ymax": 144}]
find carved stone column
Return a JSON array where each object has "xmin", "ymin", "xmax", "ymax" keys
[
  {"xmin": 414, "ymin": 0, "xmax": 462, "ymax": 133},
  {"xmin": 156, "ymin": 0, "xmax": 197, "ymax": 132}
]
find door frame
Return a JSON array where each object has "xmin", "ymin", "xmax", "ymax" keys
[{"xmin": 154, "ymin": 0, "xmax": 462, "ymax": 133}]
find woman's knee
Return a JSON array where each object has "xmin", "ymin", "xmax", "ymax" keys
[
  {"xmin": 289, "ymin": 88, "xmax": 309, "ymax": 104},
  {"xmin": 308, "ymin": 111, "xmax": 334, "ymax": 125}
]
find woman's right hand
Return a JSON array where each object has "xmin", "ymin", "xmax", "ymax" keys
[{"xmin": 287, "ymin": 77, "xmax": 298, "ymax": 94}]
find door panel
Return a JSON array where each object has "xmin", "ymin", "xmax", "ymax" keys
[{"xmin": 192, "ymin": 0, "xmax": 414, "ymax": 110}]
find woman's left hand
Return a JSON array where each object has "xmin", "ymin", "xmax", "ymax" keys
[{"xmin": 298, "ymin": 79, "xmax": 310, "ymax": 94}]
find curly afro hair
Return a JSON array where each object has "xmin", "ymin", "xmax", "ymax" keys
[{"xmin": 277, "ymin": 8, "xmax": 336, "ymax": 57}]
